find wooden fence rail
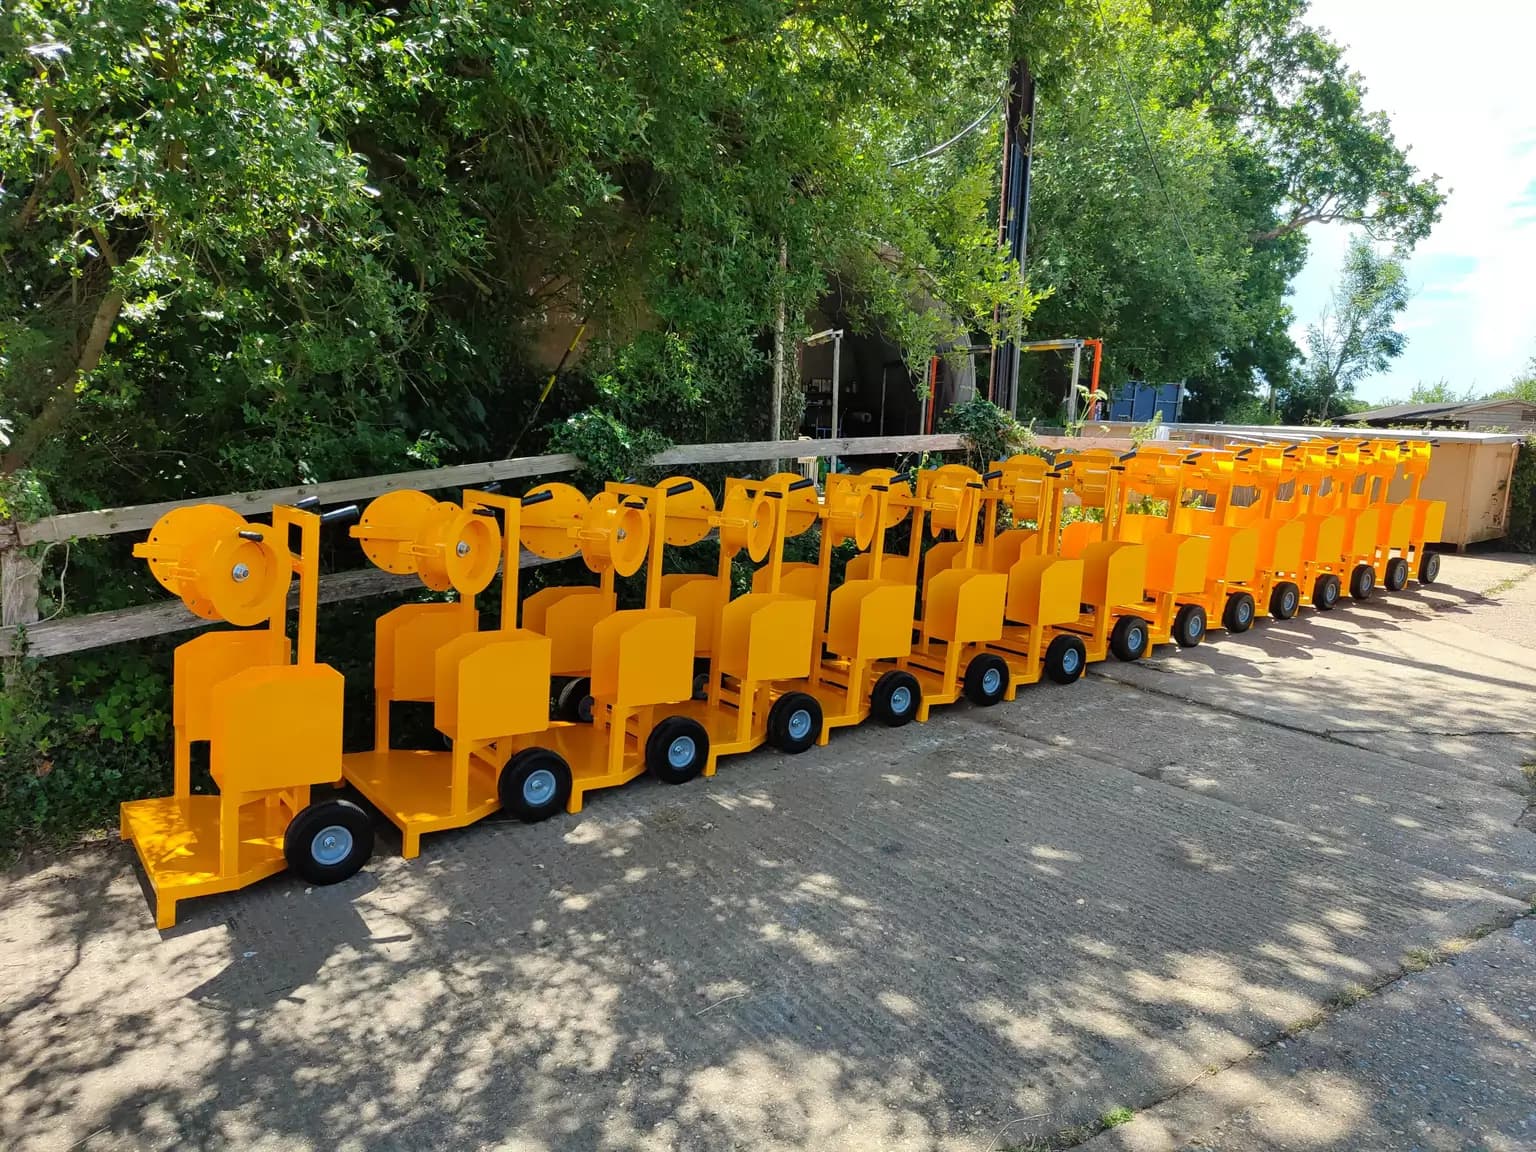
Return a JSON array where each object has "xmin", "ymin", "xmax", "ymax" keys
[{"xmin": 1, "ymin": 433, "xmax": 968, "ymax": 659}]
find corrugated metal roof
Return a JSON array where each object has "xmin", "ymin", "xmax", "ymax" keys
[
  {"xmin": 1338, "ymin": 398, "xmax": 1536, "ymax": 424},
  {"xmin": 1336, "ymin": 402, "xmax": 1465, "ymax": 423}
]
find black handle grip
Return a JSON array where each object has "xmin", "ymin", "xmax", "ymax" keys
[
  {"xmin": 666, "ymin": 480, "xmax": 695, "ymax": 496},
  {"xmin": 520, "ymin": 490, "xmax": 555, "ymax": 507},
  {"xmin": 1182, "ymin": 454, "xmax": 1201, "ymax": 464},
  {"xmin": 982, "ymin": 469, "xmax": 1003, "ymax": 481},
  {"xmin": 1119, "ymin": 450, "xmax": 1138, "ymax": 461},
  {"xmin": 891, "ymin": 470, "xmax": 916, "ymax": 485},
  {"xmin": 481, "ymin": 481, "xmax": 503, "ymax": 495},
  {"xmin": 789, "ymin": 477, "xmax": 816, "ymax": 491},
  {"xmin": 321, "ymin": 504, "xmax": 360, "ymax": 525},
  {"xmin": 763, "ymin": 490, "xmax": 783, "ymax": 499},
  {"xmin": 624, "ymin": 499, "xmax": 645, "ymax": 509},
  {"xmin": 473, "ymin": 507, "xmax": 497, "ymax": 517},
  {"xmin": 871, "ymin": 484, "xmax": 890, "ymax": 493},
  {"xmin": 1235, "ymin": 448, "xmax": 1252, "ymax": 458},
  {"xmin": 966, "ymin": 481, "xmax": 985, "ymax": 490},
  {"xmin": 294, "ymin": 495, "xmax": 321, "ymax": 511},
  {"xmin": 237, "ymin": 529, "xmax": 263, "ymax": 541}
]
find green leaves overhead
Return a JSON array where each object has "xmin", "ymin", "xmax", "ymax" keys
[{"xmin": 0, "ymin": 0, "xmax": 1443, "ymax": 520}]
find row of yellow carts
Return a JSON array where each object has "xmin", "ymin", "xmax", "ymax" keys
[{"xmin": 121, "ymin": 436, "xmax": 1446, "ymax": 927}]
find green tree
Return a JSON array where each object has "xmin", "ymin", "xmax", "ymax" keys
[
  {"xmin": 1486, "ymin": 357, "xmax": 1536, "ymax": 403},
  {"xmin": 1017, "ymin": 0, "xmax": 1440, "ymax": 422},
  {"xmin": 1280, "ymin": 237, "xmax": 1409, "ymax": 423},
  {"xmin": 1404, "ymin": 380, "xmax": 1477, "ymax": 405}
]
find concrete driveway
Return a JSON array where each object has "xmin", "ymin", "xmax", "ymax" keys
[{"xmin": 2, "ymin": 553, "xmax": 1533, "ymax": 1152}]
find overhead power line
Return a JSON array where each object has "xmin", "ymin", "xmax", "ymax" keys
[
  {"xmin": 1094, "ymin": 0, "xmax": 1200, "ymax": 264},
  {"xmin": 891, "ymin": 97, "xmax": 1002, "ymax": 168}
]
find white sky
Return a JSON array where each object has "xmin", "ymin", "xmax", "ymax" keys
[{"xmin": 1291, "ymin": 0, "xmax": 1536, "ymax": 403}]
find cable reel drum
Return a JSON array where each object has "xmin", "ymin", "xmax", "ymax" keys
[
  {"xmin": 924, "ymin": 464, "xmax": 981, "ymax": 538},
  {"xmin": 520, "ymin": 483, "xmax": 650, "ymax": 577},
  {"xmin": 135, "ymin": 504, "xmax": 291, "ymax": 627},
  {"xmin": 352, "ymin": 490, "xmax": 501, "ymax": 596},
  {"xmin": 820, "ymin": 474, "xmax": 879, "ymax": 549}
]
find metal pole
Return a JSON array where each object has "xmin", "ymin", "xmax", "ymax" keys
[
  {"xmin": 830, "ymin": 333, "xmax": 842, "ymax": 474},
  {"xmin": 772, "ymin": 237, "xmax": 787, "ymax": 459},
  {"xmin": 1067, "ymin": 341, "xmax": 1082, "ymax": 427},
  {"xmin": 991, "ymin": 57, "xmax": 1037, "ymax": 414}
]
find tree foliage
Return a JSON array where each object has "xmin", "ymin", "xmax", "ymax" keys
[
  {"xmin": 0, "ymin": 0, "xmax": 1448, "ymax": 844},
  {"xmin": 1488, "ymin": 358, "xmax": 1536, "ymax": 404},
  {"xmin": 1279, "ymin": 236, "xmax": 1409, "ymax": 423},
  {"xmin": 1021, "ymin": 0, "xmax": 1441, "ymax": 421}
]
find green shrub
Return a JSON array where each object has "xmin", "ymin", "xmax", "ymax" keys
[
  {"xmin": 1507, "ymin": 437, "xmax": 1535, "ymax": 553},
  {"xmin": 938, "ymin": 396, "xmax": 1038, "ymax": 469},
  {"xmin": 0, "ymin": 650, "xmax": 171, "ymax": 854}
]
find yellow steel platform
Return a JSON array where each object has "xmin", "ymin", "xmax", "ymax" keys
[
  {"xmin": 341, "ymin": 747, "xmax": 500, "ymax": 859},
  {"xmin": 120, "ymin": 795, "xmax": 290, "ymax": 930}
]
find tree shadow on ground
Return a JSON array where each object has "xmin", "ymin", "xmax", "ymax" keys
[{"xmin": 1, "ymin": 570, "xmax": 1532, "ymax": 1152}]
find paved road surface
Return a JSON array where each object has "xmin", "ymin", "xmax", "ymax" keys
[{"xmin": 2, "ymin": 553, "xmax": 1532, "ymax": 1151}]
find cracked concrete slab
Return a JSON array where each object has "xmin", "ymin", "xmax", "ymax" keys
[{"xmin": 1, "ymin": 552, "xmax": 1533, "ymax": 1152}]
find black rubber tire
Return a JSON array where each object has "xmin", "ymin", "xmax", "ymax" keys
[
  {"xmin": 1222, "ymin": 592, "xmax": 1256, "ymax": 634},
  {"xmin": 1313, "ymin": 573, "xmax": 1341, "ymax": 611},
  {"xmin": 645, "ymin": 716, "xmax": 710, "ymax": 785},
  {"xmin": 1269, "ymin": 581, "xmax": 1300, "ymax": 620},
  {"xmin": 1109, "ymin": 615, "xmax": 1150, "ymax": 662},
  {"xmin": 1418, "ymin": 551, "xmax": 1441, "ymax": 585},
  {"xmin": 498, "ymin": 748, "xmax": 572, "ymax": 823},
  {"xmin": 1173, "ymin": 603, "xmax": 1207, "ymax": 649},
  {"xmin": 963, "ymin": 654, "xmax": 1010, "ymax": 705},
  {"xmin": 767, "ymin": 691, "xmax": 823, "ymax": 753},
  {"xmin": 869, "ymin": 669, "xmax": 921, "ymax": 727},
  {"xmin": 1348, "ymin": 563, "xmax": 1376, "ymax": 601},
  {"xmin": 556, "ymin": 676, "xmax": 593, "ymax": 723},
  {"xmin": 1043, "ymin": 635, "xmax": 1088, "ymax": 684},
  {"xmin": 1384, "ymin": 556, "xmax": 1409, "ymax": 592},
  {"xmin": 284, "ymin": 798, "xmax": 374, "ymax": 885}
]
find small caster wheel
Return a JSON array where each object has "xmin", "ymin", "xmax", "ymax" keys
[
  {"xmin": 1222, "ymin": 592, "xmax": 1256, "ymax": 634},
  {"xmin": 963, "ymin": 653, "xmax": 1010, "ymax": 704},
  {"xmin": 1269, "ymin": 581, "xmax": 1300, "ymax": 620},
  {"xmin": 1173, "ymin": 603, "xmax": 1206, "ymax": 648},
  {"xmin": 767, "ymin": 692, "xmax": 823, "ymax": 753},
  {"xmin": 1043, "ymin": 635, "xmax": 1087, "ymax": 684},
  {"xmin": 1110, "ymin": 615, "xmax": 1150, "ymax": 661},
  {"xmin": 870, "ymin": 669, "xmax": 920, "ymax": 727},
  {"xmin": 1313, "ymin": 574, "xmax": 1341, "ymax": 611},
  {"xmin": 1418, "ymin": 551, "xmax": 1441, "ymax": 584},
  {"xmin": 1384, "ymin": 556, "xmax": 1409, "ymax": 592},
  {"xmin": 499, "ymin": 748, "xmax": 572, "ymax": 822},
  {"xmin": 645, "ymin": 716, "xmax": 710, "ymax": 784},
  {"xmin": 285, "ymin": 799, "xmax": 374, "ymax": 885},
  {"xmin": 1348, "ymin": 563, "xmax": 1375, "ymax": 601}
]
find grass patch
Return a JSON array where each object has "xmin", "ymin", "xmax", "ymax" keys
[
  {"xmin": 1481, "ymin": 574, "xmax": 1526, "ymax": 598},
  {"xmin": 1402, "ymin": 946, "xmax": 1439, "ymax": 972},
  {"xmin": 1331, "ymin": 982, "xmax": 1370, "ymax": 1009},
  {"xmin": 1100, "ymin": 1107, "xmax": 1135, "ymax": 1128}
]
